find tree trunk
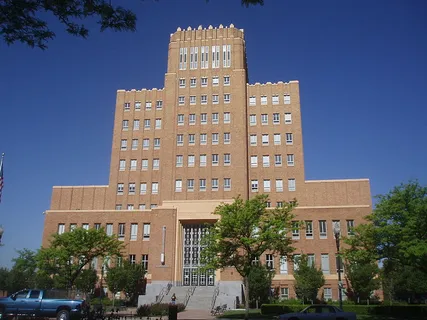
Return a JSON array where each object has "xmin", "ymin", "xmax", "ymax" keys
[{"xmin": 244, "ymin": 276, "xmax": 250, "ymax": 320}]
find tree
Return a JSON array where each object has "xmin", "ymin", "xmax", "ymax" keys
[
  {"xmin": 248, "ymin": 264, "xmax": 274, "ymax": 307},
  {"xmin": 75, "ymin": 268, "xmax": 98, "ymax": 298},
  {"xmin": 105, "ymin": 262, "xmax": 127, "ymax": 307},
  {"xmin": 1, "ymin": 0, "xmax": 264, "ymax": 49},
  {"xmin": 5, "ymin": 249, "xmax": 38, "ymax": 293},
  {"xmin": 293, "ymin": 255, "xmax": 325, "ymax": 303},
  {"xmin": 200, "ymin": 195, "xmax": 296, "ymax": 319},
  {"xmin": 37, "ymin": 227, "xmax": 124, "ymax": 290},
  {"xmin": 0, "ymin": 267, "xmax": 9, "ymax": 293}
]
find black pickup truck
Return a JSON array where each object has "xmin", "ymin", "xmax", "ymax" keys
[{"xmin": 0, "ymin": 289, "xmax": 86, "ymax": 320}]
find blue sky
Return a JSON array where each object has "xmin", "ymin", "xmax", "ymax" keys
[{"xmin": 0, "ymin": 0, "xmax": 426, "ymax": 268}]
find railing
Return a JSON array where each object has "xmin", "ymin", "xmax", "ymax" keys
[
  {"xmin": 211, "ymin": 282, "xmax": 220, "ymax": 311},
  {"xmin": 156, "ymin": 283, "xmax": 172, "ymax": 303},
  {"xmin": 183, "ymin": 285, "xmax": 196, "ymax": 307},
  {"xmin": 166, "ymin": 282, "xmax": 172, "ymax": 295}
]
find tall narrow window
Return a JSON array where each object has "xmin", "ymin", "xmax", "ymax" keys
[
  {"xmin": 276, "ymin": 179, "xmax": 283, "ymax": 192},
  {"xmin": 141, "ymin": 254, "xmax": 149, "ymax": 271},
  {"xmin": 143, "ymin": 223, "xmax": 151, "ymax": 240},
  {"xmin": 199, "ymin": 179, "xmax": 206, "ymax": 191},
  {"xmin": 130, "ymin": 224, "xmax": 138, "ymax": 241},
  {"xmin": 143, "ymin": 138, "xmax": 149, "ymax": 149},
  {"xmin": 119, "ymin": 159, "xmax": 126, "ymax": 171},
  {"xmin": 305, "ymin": 221, "xmax": 313, "ymax": 238},
  {"xmin": 224, "ymin": 178, "xmax": 231, "ymax": 190},
  {"xmin": 292, "ymin": 222, "xmax": 300, "ymax": 239},
  {"xmin": 118, "ymin": 223, "xmax": 125, "ymax": 240},
  {"xmin": 319, "ymin": 220, "xmax": 327, "ymax": 238},
  {"xmin": 284, "ymin": 94, "xmax": 291, "ymax": 104},
  {"xmin": 187, "ymin": 179, "xmax": 194, "ymax": 191},
  {"xmin": 58, "ymin": 224, "xmax": 65, "ymax": 235},
  {"xmin": 131, "ymin": 139, "xmax": 138, "ymax": 150},
  {"xmin": 321, "ymin": 254, "xmax": 330, "ymax": 274},
  {"xmin": 175, "ymin": 180, "xmax": 183, "ymax": 192},
  {"xmin": 266, "ymin": 254, "xmax": 274, "ymax": 270},
  {"xmin": 179, "ymin": 47, "xmax": 187, "ymax": 70},
  {"xmin": 151, "ymin": 182, "xmax": 159, "ymax": 194},
  {"xmin": 212, "ymin": 45, "xmax": 220, "ymax": 68},
  {"xmin": 288, "ymin": 178, "xmax": 296, "ymax": 191},
  {"xmin": 106, "ymin": 224, "xmax": 113, "ymax": 236},
  {"xmin": 347, "ymin": 220, "xmax": 355, "ymax": 235},
  {"xmin": 140, "ymin": 183, "xmax": 147, "ymax": 195},
  {"xmin": 280, "ymin": 256, "xmax": 288, "ymax": 274},
  {"xmin": 201, "ymin": 46, "xmax": 209, "ymax": 69}
]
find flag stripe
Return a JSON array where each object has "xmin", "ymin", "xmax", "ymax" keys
[{"xmin": 0, "ymin": 155, "xmax": 4, "ymax": 203}]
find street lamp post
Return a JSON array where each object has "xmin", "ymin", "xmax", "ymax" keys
[{"xmin": 333, "ymin": 223, "xmax": 343, "ymax": 310}]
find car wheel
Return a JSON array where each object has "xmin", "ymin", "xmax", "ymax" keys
[{"xmin": 57, "ymin": 309, "xmax": 70, "ymax": 320}]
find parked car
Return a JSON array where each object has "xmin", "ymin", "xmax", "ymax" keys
[
  {"xmin": 279, "ymin": 304, "xmax": 357, "ymax": 320},
  {"xmin": 0, "ymin": 289, "xmax": 86, "ymax": 320}
]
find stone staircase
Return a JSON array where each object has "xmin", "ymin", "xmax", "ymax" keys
[{"xmin": 186, "ymin": 286, "xmax": 217, "ymax": 310}]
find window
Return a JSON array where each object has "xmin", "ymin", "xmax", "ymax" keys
[
  {"xmin": 129, "ymin": 254, "xmax": 136, "ymax": 264},
  {"xmin": 224, "ymin": 153, "xmax": 231, "ymax": 165},
  {"xmin": 201, "ymin": 77, "xmax": 208, "ymax": 86},
  {"xmin": 143, "ymin": 119, "xmax": 150, "ymax": 129},
  {"xmin": 118, "ymin": 223, "xmax": 125, "ymax": 240},
  {"xmin": 199, "ymin": 179, "xmax": 206, "ymax": 191},
  {"xmin": 285, "ymin": 113, "xmax": 292, "ymax": 124},
  {"xmin": 261, "ymin": 114, "xmax": 268, "ymax": 125},
  {"xmin": 119, "ymin": 159, "xmax": 126, "ymax": 171},
  {"xmin": 224, "ymin": 94, "xmax": 231, "ymax": 103},
  {"xmin": 127, "ymin": 204, "xmax": 134, "ymax": 210},
  {"xmin": 324, "ymin": 288, "xmax": 332, "ymax": 300},
  {"xmin": 212, "ymin": 45, "xmax": 220, "ymax": 68},
  {"xmin": 212, "ymin": 133, "xmax": 219, "ymax": 144},
  {"xmin": 212, "ymin": 178, "xmax": 219, "ymax": 190},
  {"xmin": 224, "ymin": 178, "xmax": 231, "ymax": 190},
  {"xmin": 156, "ymin": 100, "xmax": 163, "ymax": 110},
  {"xmin": 155, "ymin": 118, "xmax": 162, "ymax": 129},
  {"xmin": 251, "ymin": 180, "xmax": 258, "ymax": 192},
  {"xmin": 135, "ymin": 101, "xmax": 141, "ymax": 110},
  {"xmin": 188, "ymin": 155, "xmax": 195, "ymax": 167},
  {"xmin": 263, "ymin": 155, "xmax": 270, "ymax": 167},
  {"xmin": 276, "ymin": 179, "xmax": 283, "ymax": 192},
  {"xmin": 286, "ymin": 133, "xmax": 293, "ymax": 145},
  {"xmin": 141, "ymin": 254, "xmax": 149, "ymax": 271},
  {"xmin": 120, "ymin": 139, "xmax": 127, "ymax": 150},
  {"xmin": 249, "ymin": 114, "xmax": 256, "ymax": 125},
  {"xmin": 224, "ymin": 112, "xmax": 231, "ymax": 123},
  {"xmin": 129, "ymin": 183, "xmax": 136, "ymax": 194},
  {"xmin": 292, "ymin": 222, "xmax": 300, "ymax": 239},
  {"xmin": 266, "ymin": 254, "xmax": 274, "ymax": 269},
  {"xmin": 201, "ymin": 95, "xmax": 207, "ymax": 104},
  {"xmin": 274, "ymin": 133, "xmax": 281, "ymax": 145},
  {"xmin": 261, "ymin": 95, "xmax": 267, "ymax": 105},
  {"xmin": 319, "ymin": 220, "xmax": 327, "ymax": 238},
  {"xmin": 187, "ymin": 179, "xmax": 194, "ymax": 191},
  {"xmin": 262, "ymin": 134, "xmax": 269, "ymax": 145},
  {"xmin": 117, "ymin": 183, "xmax": 124, "ymax": 195},
  {"xmin": 224, "ymin": 132, "xmax": 231, "ymax": 144},
  {"xmin": 201, "ymin": 46, "xmax": 209, "ymax": 69},
  {"xmin": 250, "ymin": 155, "xmax": 258, "ymax": 167},
  {"xmin": 130, "ymin": 160, "xmax": 137, "ymax": 171},
  {"xmin": 58, "ymin": 224, "xmax": 65, "ymax": 235},
  {"xmin": 212, "ymin": 113, "xmax": 219, "ymax": 124},
  {"xmin": 293, "ymin": 254, "xmax": 301, "ymax": 271},
  {"xmin": 190, "ymin": 78, "xmax": 197, "ymax": 87},
  {"xmin": 150, "ymin": 204, "xmax": 157, "ymax": 209},
  {"xmin": 145, "ymin": 101, "xmax": 152, "ymax": 110},
  {"xmin": 188, "ymin": 134, "xmax": 195, "ymax": 145},
  {"xmin": 288, "ymin": 178, "xmax": 296, "ymax": 191},
  {"xmin": 212, "ymin": 76, "xmax": 219, "ymax": 86},
  {"xmin": 199, "ymin": 154, "xmax": 207, "ymax": 166},
  {"xmin": 177, "ymin": 114, "xmax": 184, "ymax": 125},
  {"xmin": 275, "ymin": 154, "xmax": 282, "ymax": 166},
  {"xmin": 143, "ymin": 138, "xmax": 150, "ymax": 149},
  {"xmin": 250, "ymin": 134, "xmax": 257, "ymax": 146},
  {"xmin": 307, "ymin": 254, "xmax": 315, "ymax": 267},
  {"xmin": 272, "ymin": 95, "xmax": 279, "ymax": 105},
  {"xmin": 176, "ymin": 155, "xmax": 183, "ymax": 167},
  {"xmin": 277, "ymin": 201, "xmax": 283, "ymax": 208},
  {"xmin": 191, "ymin": 45, "xmax": 199, "ymax": 69},
  {"xmin": 178, "ymin": 96, "xmax": 185, "ymax": 105},
  {"xmin": 321, "ymin": 254, "xmax": 330, "ymax": 274},
  {"xmin": 333, "ymin": 220, "xmax": 341, "ymax": 239},
  {"xmin": 249, "ymin": 96, "xmax": 256, "ymax": 106},
  {"xmin": 124, "ymin": 102, "xmax": 130, "ymax": 111},
  {"xmin": 212, "ymin": 154, "xmax": 219, "ymax": 166},
  {"xmin": 200, "ymin": 133, "xmax": 207, "ymax": 145},
  {"xmin": 347, "ymin": 220, "xmax": 355, "ymax": 235},
  {"xmin": 273, "ymin": 113, "xmax": 280, "ymax": 124},
  {"xmin": 143, "ymin": 223, "xmax": 150, "ymax": 240},
  {"xmin": 106, "ymin": 224, "xmax": 113, "ymax": 236},
  {"xmin": 122, "ymin": 120, "xmax": 129, "ymax": 130},
  {"xmin": 200, "ymin": 113, "xmax": 207, "ymax": 124},
  {"xmin": 179, "ymin": 47, "xmax": 187, "ymax": 70},
  {"xmin": 140, "ymin": 183, "xmax": 147, "ymax": 195},
  {"xmin": 306, "ymin": 221, "xmax": 313, "ymax": 238},
  {"xmin": 223, "ymin": 44, "xmax": 231, "ymax": 67},
  {"xmin": 287, "ymin": 154, "xmax": 295, "ymax": 166},
  {"xmin": 223, "ymin": 75, "xmax": 231, "ymax": 85},
  {"xmin": 94, "ymin": 223, "xmax": 101, "ymax": 230},
  {"xmin": 131, "ymin": 139, "xmax": 138, "ymax": 150},
  {"xmin": 141, "ymin": 159, "xmax": 148, "ymax": 170},
  {"xmin": 151, "ymin": 182, "xmax": 159, "ymax": 194},
  {"xmin": 130, "ymin": 224, "xmax": 138, "ymax": 241},
  {"xmin": 175, "ymin": 180, "xmax": 183, "ymax": 192},
  {"xmin": 179, "ymin": 78, "xmax": 186, "ymax": 88},
  {"xmin": 284, "ymin": 94, "xmax": 291, "ymax": 104},
  {"xmin": 189, "ymin": 114, "xmax": 196, "ymax": 125},
  {"xmin": 212, "ymin": 94, "xmax": 219, "ymax": 104},
  {"xmin": 153, "ymin": 158, "xmax": 160, "ymax": 170},
  {"xmin": 280, "ymin": 256, "xmax": 288, "ymax": 274},
  {"xmin": 139, "ymin": 204, "xmax": 146, "ymax": 210},
  {"xmin": 177, "ymin": 134, "xmax": 184, "ymax": 146},
  {"xmin": 190, "ymin": 96, "xmax": 196, "ymax": 105},
  {"xmin": 263, "ymin": 180, "xmax": 271, "ymax": 192},
  {"xmin": 280, "ymin": 287, "xmax": 289, "ymax": 300}
]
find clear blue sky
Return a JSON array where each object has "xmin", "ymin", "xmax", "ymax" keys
[{"xmin": 1, "ymin": 0, "xmax": 426, "ymax": 268}]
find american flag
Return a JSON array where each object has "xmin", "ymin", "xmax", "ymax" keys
[{"xmin": 0, "ymin": 154, "xmax": 4, "ymax": 203}]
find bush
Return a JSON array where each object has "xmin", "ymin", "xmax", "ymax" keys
[
  {"xmin": 136, "ymin": 303, "xmax": 186, "ymax": 317},
  {"xmin": 260, "ymin": 304, "xmax": 302, "ymax": 315}
]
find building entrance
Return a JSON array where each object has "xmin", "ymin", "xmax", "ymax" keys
[{"xmin": 182, "ymin": 224, "xmax": 215, "ymax": 286}]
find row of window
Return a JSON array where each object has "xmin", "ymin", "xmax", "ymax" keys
[
  {"xmin": 251, "ymin": 179, "xmax": 296, "ymax": 192},
  {"xmin": 176, "ymin": 132, "xmax": 231, "ymax": 145},
  {"xmin": 175, "ymin": 178, "xmax": 232, "ymax": 192},
  {"xmin": 249, "ymin": 94, "xmax": 291, "ymax": 106},
  {"xmin": 179, "ymin": 76, "xmax": 230, "ymax": 88},
  {"xmin": 118, "ymin": 182, "xmax": 160, "ymax": 195},
  {"xmin": 177, "ymin": 112, "xmax": 231, "ymax": 125},
  {"xmin": 124, "ymin": 100, "xmax": 163, "ymax": 112},
  {"xmin": 116, "ymin": 204, "xmax": 157, "ymax": 210},
  {"xmin": 179, "ymin": 45, "xmax": 231, "ymax": 70},
  {"xmin": 128, "ymin": 254, "xmax": 149, "ymax": 271},
  {"xmin": 175, "ymin": 153, "xmax": 231, "ymax": 167},
  {"xmin": 178, "ymin": 93, "xmax": 231, "ymax": 106},
  {"xmin": 279, "ymin": 287, "xmax": 337, "ymax": 301},
  {"xmin": 251, "ymin": 154, "xmax": 295, "ymax": 167},
  {"xmin": 292, "ymin": 220, "xmax": 355, "ymax": 239},
  {"xmin": 120, "ymin": 138, "xmax": 161, "ymax": 151},
  {"xmin": 119, "ymin": 158, "xmax": 160, "ymax": 171},
  {"xmin": 122, "ymin": 119, "xmax": 162, "ymax": 131},
  {"xmin": 250, "ymin": 113, "xmax": 292, "ymax": 125},
  {"xmin": 250, "ymin": 133, "xmax": 294, "ymax": 146}
]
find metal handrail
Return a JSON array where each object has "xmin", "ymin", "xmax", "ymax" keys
[
  {"xmin": 211, "ymin": 282, "xmax": 220, "ymax": 311},
  {"xmin": 183, "ymin": 285, "xmax": 196, "ymax": 307},
  {"xmin": 156, "ymin": 284, "xmax": 168, "ymax": 303}
]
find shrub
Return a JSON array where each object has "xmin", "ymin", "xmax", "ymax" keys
[{"xmin": 136, "ymin": 303, "xmax": 186, "ymax": 317}]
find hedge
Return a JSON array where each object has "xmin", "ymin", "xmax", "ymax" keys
[
  {"xmin": 136, "ymin": 303, "xmax": 186, "ymax": 316},
  {"xmin": 261, "ymin": 304, "xmax": 427, "ymax": 317}
]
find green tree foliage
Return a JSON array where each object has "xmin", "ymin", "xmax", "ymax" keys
[
  {"xmin": 1, "ymin": 0, "xmax": 264, "ymax": 49},
  {"xmin": 293, "ymin": 254, "xmax": 325, "ymax": 303},
  {"xmin": 37, "ymin": 227, "xmax": 124, "ymax": 289},
  {"xmin": 200, "ymin": 195, "xmax": 296, "ymax": 319},
  {"xmin": 248, "ymin": 264, "xmax": 274, "ymax": 306},
  {"xmin": 75, "ymin": 268, "xmax": 98, "ymax": 297},
  {"xmin": 5, "ymin": 249, "xmax": 38, "ymax": 292},
  {"xmin": 0, "ymin": 267, "xmax": 9, "ymax": 292}
]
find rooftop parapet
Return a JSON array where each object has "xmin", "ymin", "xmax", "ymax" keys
[
  {"xmin": 170, "ymin": 24, "xmax": 244, "ymax": 42},
  {"xmin": 247, "ymin": 80, "xmax": 299, "ymax": 87}
]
